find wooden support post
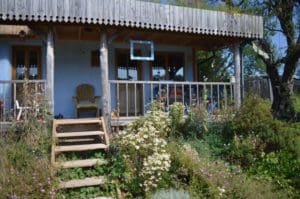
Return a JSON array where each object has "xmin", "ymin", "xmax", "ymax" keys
[
  {"xmin": 192, "ymin": 48, "xmax": 198, "ymax": 82},
  {"xmin": 233, "ymin": 44, "xmax": 241, "ymax": 109},
  {"xmin": 100, "ymin": 33, "xmax": 111, "ymax": 133},
  {"xmin": 46, "ymin": 29, "xmax": 55, "ymax": 114}
]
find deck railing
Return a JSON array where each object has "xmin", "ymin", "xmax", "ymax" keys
[
  {"xmin": 0, "ymin": 80, "xmax": 47, "ymax": 124},
  {"xmin": 109, "ymin": 80, "xmax": 234, "ymax": 117}
]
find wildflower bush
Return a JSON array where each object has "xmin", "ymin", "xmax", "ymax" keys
[
  {"xmin": 167, "ymin": 141, "xmax": 288, "ymax": 199},
  {"xmin": 117, "ymin": 103, "xmax": 171, "ymax": 197}
]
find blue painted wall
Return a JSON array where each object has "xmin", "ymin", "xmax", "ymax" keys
[
  {"xmin": 0, "ymin": 40, "xmax": 11, "ymax": 109},
  {"xmin": 54, "ymin": 41, "xmax": 102, "ymax": 117}
]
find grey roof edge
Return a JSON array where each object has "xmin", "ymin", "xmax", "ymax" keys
[{"xmin": 0, "ymin": 0, "xmax": 263, "ymax": 39}]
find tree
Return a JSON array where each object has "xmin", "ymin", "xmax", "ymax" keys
[
  {"xmin": 253, "ymin": 1, "xmax": 300, "ymax": 120},
  {"xmin": 223, "ymin": 0, "xmax": 300, "ymax": 120}
]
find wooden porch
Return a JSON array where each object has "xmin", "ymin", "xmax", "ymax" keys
[{"xmin": 0, "ymin": 79, "xmax": 234, "ymax": 133}]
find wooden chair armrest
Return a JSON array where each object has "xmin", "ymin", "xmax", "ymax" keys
[{"xmin": 72, "ymin": 96, "xmax": 78, "ymax": 104}]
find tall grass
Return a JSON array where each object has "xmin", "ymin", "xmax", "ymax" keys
[{"xmin": 0, "ymin": 79, "xmax": 57, "ymax": 198}]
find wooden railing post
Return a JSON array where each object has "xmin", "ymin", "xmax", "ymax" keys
[
  {"xmin": 233, "ymin": 44, "xmax": 241, "ymax": 109},
  {"xmin": 100, "ymin": 33, "xmax": 111, "ymax": 134},
  {"xmin": 46, "ymin": 29, "xmax": 55, "ymax": 114}
]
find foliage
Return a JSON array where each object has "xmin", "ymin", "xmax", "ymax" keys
[
  {"xmin": 167, "ymin": 141, "xmax": 287, "ymax": 199},
  {"xmin": 60, "ymin": 184, "xmax": 116, "ymax": 199},
  {"xmin": 292, "ymin": 93, "xmax": 300, "ymax": 113},
  {"xmin": 0, "ymin": 139, "xmax": 56, "ymax": 199},
  {"xmin": 0, "ymin": 82, "xmax": 56, "ymax": 198},
  {"xmin": 196, "ymin": 49, "xmax": 232, "ymax": 82},
  {"xmin": 117, "ymin": 105, "xmax": 171, "ymax": 197},
  {"xmin": 166, "ymin": 97, "xmax": 299, "ymax": 197},
  {"xmin": 251, "ymin": 151, "xmax": 300, "ymax": 194},
  {"xmin": 169, "ymin": 102, "xmax": 185, "ymax": 137},
  {"xmin": 227, "ymin": 95, "xmax": 298, "ymax": 167},
  {"xmin": 150, "ymin": 188, "xmax": 190, "ymax": 199}
]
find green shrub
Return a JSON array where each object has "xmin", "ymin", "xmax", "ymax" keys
[
  {"xmin": 292, "ymin": 93, "xmax": 300, "ymax": 113},
  {"xmin": 227, "ymin": 95, "xmax": 299, "ymax": 167},
  {"xmin": 169, "ymin": 102, "xmax": 185, "ymax": 137},
  {"xmin": 250, "ymin": 151, "xmax": 300, "ymax": 196},
  {"xmin": 182, "ymin": 106, "xmax": 209, "ymax": 138}
]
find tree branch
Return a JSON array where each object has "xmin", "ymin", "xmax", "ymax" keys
[{"xmin": 264, "ymin": 26, "xmax": 283, "ymax": 33}]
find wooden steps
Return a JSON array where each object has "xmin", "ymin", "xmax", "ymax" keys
[
  {"xmin": 56, "ymin": 130, "xmax": 104, "ymax": 138},
  {"xmin": 55, "ymin": 143, "xmax": 107, "ymax": 152},
  {"xmin": 51, "ymin": 117, "xmax": 111, "ymax": 192},
  {"xmin": 55, "ymin": 118, "xmax": 101, "ymax": 125},
  {"xmin": 59, "ymin": 176, "xmax": 106, "ymax": 189},
  {"xmin": 55, "ymin": 159, "xmax": 107, "ymax": 169}
]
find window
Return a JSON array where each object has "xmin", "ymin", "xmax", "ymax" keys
[
  {"xmin": 116, "ymin": 50, "xmax": 140, "ymax": 80},
  {"xmin": 12, "ymin": 46, "xmax": 42, "ymax": 80},
  {"xmin": 151, "ymin": 52, "xmax": 184, "ymax": 81}
]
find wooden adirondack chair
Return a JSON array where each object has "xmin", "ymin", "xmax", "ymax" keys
[{"xmin": 73, "ymin": 84, "xmax": 100, "ymax": 118}]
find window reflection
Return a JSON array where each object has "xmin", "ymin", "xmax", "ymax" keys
[
  {"xmin": 151, "ymin": 52, "xmax": 184, "ymax": 81},
  {"xmin": 116, "ymin": 51, "xmax": 139, "ymax": 80}
]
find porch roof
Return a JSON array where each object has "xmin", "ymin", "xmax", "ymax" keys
[{"xmin": 0, "ymin": 0, "xmax": 263, "ymax": 39}]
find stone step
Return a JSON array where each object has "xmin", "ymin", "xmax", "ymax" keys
[
  {"xmin": 59, "ymin": 176, "xmax": 106, "ymax": 189},
  {"xmin": 55, "ymin": 144, "xmax": 107, "ymax": 153},
  {"xmin": 55, "ymin": 159, "xmax": 107, "ymax": 169},
  {"xmin": 56, "ymin": 131, "xmax": 104, "ymax": 138}
]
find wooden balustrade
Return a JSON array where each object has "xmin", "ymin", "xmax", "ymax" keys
[{"xmin": 109, "ymin": 80, "xmax": 234, "ymax": 117}]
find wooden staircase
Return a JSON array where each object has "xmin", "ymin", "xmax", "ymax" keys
[{"xmin": 51, "ymin": 117, "xmax": 111, "ymax": 196}]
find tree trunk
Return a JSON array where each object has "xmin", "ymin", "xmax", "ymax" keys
[{"xmin": 268, "ymin": 73, "xmax": 296, "ymax": 121}]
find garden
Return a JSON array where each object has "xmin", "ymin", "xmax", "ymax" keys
[{"xmin": 1, "ymin": 94, "xmax": 299, "ymax": 198}]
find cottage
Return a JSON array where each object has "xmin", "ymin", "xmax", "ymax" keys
[{"xmin": 0, "ymin": 0, "xmax": 263, "ymax": 132}]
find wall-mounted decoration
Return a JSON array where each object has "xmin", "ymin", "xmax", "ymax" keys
[{"xmin": 130, "ymin": 40, "xmax": 154, "ymax": 61}]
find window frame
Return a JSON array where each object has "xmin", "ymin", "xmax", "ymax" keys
[{"xmin": 12, "ymin": 45, "xmax": 42, "ymax": 80}]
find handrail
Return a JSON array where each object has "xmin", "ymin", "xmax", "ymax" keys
[
  {"xmin": 109, "ymin": 80, "xmax": 233, "ymax": 85},
  {"xmin": 0, "ymin": 80, "xmax": 46, "ymax": 83},
  {"xmin": 109, "ymin": 80, "xmax": 234, "ymax": 117}
]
